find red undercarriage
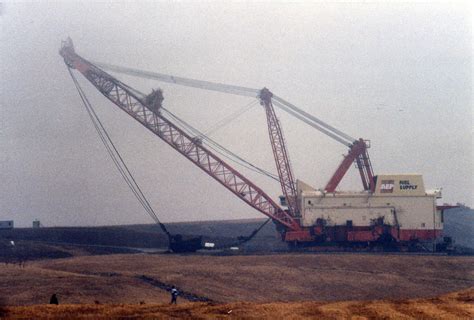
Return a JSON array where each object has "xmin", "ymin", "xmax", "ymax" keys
[{"xmin": 284, "ymin": 226, "xmax": 442, "ymax": 243}]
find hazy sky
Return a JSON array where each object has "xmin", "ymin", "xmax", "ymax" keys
[{"xmin": 1, "ymin": 1, "xmax": 472, "ymax": 227}]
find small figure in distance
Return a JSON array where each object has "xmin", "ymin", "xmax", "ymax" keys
[
  {"xmin": 49, "ymin": 293, "xmax": 59, "ymax": 305},
  {"xmin": 170, "ymin": 286, "xmax": 179, "ymax": 305}
]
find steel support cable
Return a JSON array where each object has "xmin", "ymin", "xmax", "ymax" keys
[
  {"xmin": 272, "ymin": 100, "xmax": 352, "ymax": 147},
  {"xmin": 67, "ymin": 68, "xmax": 170, "ymax": 236},
  {"xmin": 93, "ymin": 61, "xmax": 260, "ymax": 97},
  {"xmin": 236, "ymin": 217, "xmax": 272, "ymax": 245},
  {"xmin": 162, "ymin": 109, "xmax": 279, "ymax": 181},
  {"xmin": 209, "ymin": 144, "xmax": 279, "ymax": 182},
  {"xmin": 69, "ymin": 70, "xmax": 157, "ymax": 222},
  {"xmin": 161, "ymin": 108, "xmax": 280, "ymax": 182},
  {"xmin": 69, "ymin": 96, "xmax": 273, "ymax": 250},
  {"xmin": 272, "ymin": 95, "xmax": 355, "ymax": 144},
  {"xmin": 68, "ymin": 69, "xmax": 143, "ymax": 209},
  {"xmin": 76, "ymin": 78, "xmax": 170, "ymax": 234},
  {"xmin": 95, "ymin": 62, "xmax": 356, "ymax": 145},
  {"xmin": 65, "ymin": 57, "xmax": 289, "ymax": 249},
  {"xmin": 77, "ymin": 89, "xmax": 161, "ymax": 226},
  {"xmin": 160, "ymin": 108, "xmax": 267, "ymax": 175},
  {"xmin": 74, "ymin": 61, "xmax": 278, "ymax": 183},
  {"xmin": 68, "ymin": 68, "xmax": 272, "ymax": 248},
  {"xmin": 75, "ymin": 62, "xmax": 276, "ymax": 181},
  {"xmin": 216, "ymin": 217, "xmax": 272, "ymax": 249},
  {"xmin": 71, "ymin": 71, "xmax": 275, "ymax": 230},
  {"xmin": 202, "ymin": 100, "xmax": 258, "ymax": 137},
  {"xmin": 78, "ymin": 89, "xmax": 157, "ymax": 223}
]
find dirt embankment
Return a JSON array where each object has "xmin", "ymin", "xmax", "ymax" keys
[{"xmin": 1, "ymin": 289, "xmax": 473, "ymax": 319}]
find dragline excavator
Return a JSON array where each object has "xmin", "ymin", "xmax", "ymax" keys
[{"xmin": 60, "ymin": 39, "xmax": 446, "ymax": 250}]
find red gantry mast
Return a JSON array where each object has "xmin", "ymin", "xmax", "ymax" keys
[
  {"xmin": 259, "ymin": 88, "xmax": 299, "ymax": 217},
  {"xmin": 59, "ymin": 38, "xmax": 300, "ymax": 232},
  {"xmin": 60, "ymin": 38, "xmax": 377, "ymax": 245}
]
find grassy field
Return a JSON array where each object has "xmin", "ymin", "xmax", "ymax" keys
[
  {"xmin": 1, "ymin": 288, "xmax": 473, "ymax": 319},
  {"xmin": 1, "ymin": 212, "xmax": 472, "ymax": 318},
  {"xmin": 1, "ymin": 253, "xmax": 472, "ymax": 306}
]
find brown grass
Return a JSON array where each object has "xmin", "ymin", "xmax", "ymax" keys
[
  {"xmin": 0, "ymin": 288, "xmax": 472, "ymax": 319},
  {"xmin": 0, "ymin": 264, "xmax": 168, "ymax": 305},
  {"xmin": 0, "ymin": 252, "xmax": 472, "ymax": 319},
  {"xmin": 31, "ymin": 253, "xmax": 474, "ymax": 303}
]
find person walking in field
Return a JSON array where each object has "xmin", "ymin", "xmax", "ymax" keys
[
  {"xmin": 49, "ymin": 293, "xmax": 59, "ymax": 305},
  {"xmin": 170, "ymin": 286, "xmax": 179, "ymax": 305}
]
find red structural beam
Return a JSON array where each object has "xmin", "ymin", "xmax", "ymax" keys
[
  {"xmin": 59, "ymin": 39, "xmax": 300, "ymax": 231},
  {"xmin": 325, "ymin": 139, "xmax": 374, "ymax": 192},
  {"xmin": 259, "ymin": 88, "xmax": 299, "ymax": 217}
]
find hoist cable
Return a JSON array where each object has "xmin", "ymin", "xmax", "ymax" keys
[
  {"xmin": 202, "ymin": 100, "xmax": 258, "ymax": 137},
  {"xmin": 161, "ymin": 108, "xmax": 280, "ymax": 182},
  {"xmin": 69, "ymin": 69, "xmax": 155, "ymax": 221},
  {"xmin": 95, "ymin": 62, "xmax": 356, "ymax": 145},
  {"xmin": 66, "ymin": 66, "xmax": 276, "ymax": 251},
  {"xmin": 67, "ymin": 68, "xmax": 170, "ymax": 236}
]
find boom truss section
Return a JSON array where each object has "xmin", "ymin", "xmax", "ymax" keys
[
  {"xmin": 59, "ymin": 39, "xmax": 300, "ymax": 231},
  {"xmin": 259, "ymin": 88, "xmax": 299, "ymax": 217}
]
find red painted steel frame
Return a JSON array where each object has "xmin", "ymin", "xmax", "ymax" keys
[
  {"xmin": 259, "ymin": 88, "xmax": 299, "ymax": 217},
  {"xmin": 325, "ymin": 139, "xmax": 375, "ymax": 192},
  {"xmin": 286, "ymin": 226, "xmax": 441, "ymax": 243},
  {"xmin": 59, "ymin": 40, "xmax": 300, "ymax": 231}
]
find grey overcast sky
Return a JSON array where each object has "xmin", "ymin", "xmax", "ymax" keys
[{"xmin": 1, "ymin": 1, "xmax": 472, "ymax": 227}]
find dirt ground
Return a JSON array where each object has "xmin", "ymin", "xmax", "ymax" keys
[
  {"xmin": 0, "ymin": 263, "xmax": 169, "ymax": 305},
  {"xmin": 0, "ymin": 253, "xmax": 472, "ymax": 306},
  {"xmin": 1, "ymin": 289, "xmax": 473, "ymax": 319}
]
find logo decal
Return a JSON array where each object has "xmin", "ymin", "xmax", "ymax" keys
[{"xmin": 380, "ymin": 180, "xmax": 394, "ymax": 193}]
